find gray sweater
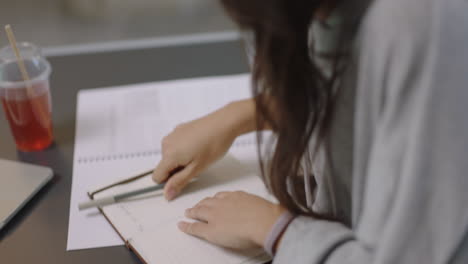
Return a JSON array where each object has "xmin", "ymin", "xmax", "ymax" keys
[{"xmin": 274, "ymin": 0, "xmax": 468, "ymax": 263}]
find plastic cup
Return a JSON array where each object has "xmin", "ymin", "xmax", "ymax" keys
[{"xmin": 0, "ymin": 42, "xmax": 53, "ymax": 151}]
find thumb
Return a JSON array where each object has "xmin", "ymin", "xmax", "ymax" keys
[{"xmin": 164, "ymin": 163, "xmax": 198, "ymax": 201}]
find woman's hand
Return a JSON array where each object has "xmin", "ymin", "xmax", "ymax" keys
[
  {"xmin": 178, "ymin": 191, "xmax": 285, "ymax": 250},
  {"xmin": 152, "ymin": 99, "xmax": 257, "ymax": 200}
]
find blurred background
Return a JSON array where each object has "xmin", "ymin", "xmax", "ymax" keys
[{"xmin": 0, "ymin": 0, "xmax": 236, "ymax": 50}]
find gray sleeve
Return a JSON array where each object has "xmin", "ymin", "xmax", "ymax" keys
[{"xmin": 274, "ymin": 0, "xmax": 468, "ymax": 263}]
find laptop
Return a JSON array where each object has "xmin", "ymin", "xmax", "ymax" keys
[{"xmin": 0, "ymin": 159, "xmax": 53, "ymax": 230}]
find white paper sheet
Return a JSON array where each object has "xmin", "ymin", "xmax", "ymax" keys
[{"xmin": 68, "ymin": 74, "xmax": 264, "ymax": 250}]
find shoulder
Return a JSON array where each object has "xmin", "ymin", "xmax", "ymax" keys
[
  {"xmin": 360, "ymin": 0, "xmax": 467, "ymax": 40},
  {"xmin": 352, "ymin": 0, "xmax": 468, "ymax": 118},
  {"xmin": 354, "ymin": 0, "xmax": 468, "ymax": 80},
  {"xmin": 359, "ymin": 0, "xmax": 433, "ymax": 46}
]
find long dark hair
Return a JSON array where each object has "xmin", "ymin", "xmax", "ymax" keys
[{"xmin": 221, "ymin": 0, "xmax": 352, "ymax": 216}]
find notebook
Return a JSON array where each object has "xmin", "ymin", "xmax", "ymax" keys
[
  {"xmin": 68, "ymin": 74, "xmax": 271, "ymax": 251},
  {"xmin": 87, "ymin": 155, "xmax": 272, "ymax": 264}
]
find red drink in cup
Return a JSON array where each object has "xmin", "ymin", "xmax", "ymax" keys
[
  {"xmin": 1, "ymin": 80, "xmax": 53, "ymax": 151},
  {"xmin": 0, "ymin": 43, "xmax": 53, "ymax": 151}
]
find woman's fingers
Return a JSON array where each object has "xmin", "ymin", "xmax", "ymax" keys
[
  {"xmin": 178, "ymin": 221, "xmax": 209, "ymax": 239},
  {"xmin": 178, "ymin": 192, "xmax": 284, "ymax": 250},
  {"xmin": 185, "ymin": 204, "xmax": 212, "ymax": 222},
  {"xmin": 214, "ymin": 191, "xmax": 230, "ymax": 199},
  {"xmin": 164, "ymin": 163, "xmax": 198, "ymax": 200}
]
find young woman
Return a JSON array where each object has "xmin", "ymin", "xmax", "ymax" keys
[{"xmin": 152, "ymin": 0, "xmax": 468, "ymax": 262}]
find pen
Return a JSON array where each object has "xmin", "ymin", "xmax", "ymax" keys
[{"xmin": 78, "ymin": 183, "xmax": 165, "ymax": 211}]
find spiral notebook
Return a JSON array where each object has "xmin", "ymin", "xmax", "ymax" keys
[
  {"xmin": 87, "ymin": 155, "xmax": 272, "ymax": 264},
  {"xmin": 68, "ymin": 74, "xmax": 263, "ymax": 251}
]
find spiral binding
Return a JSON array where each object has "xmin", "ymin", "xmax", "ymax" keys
[{"xmin": 77, "ymin": 137, "xmax": 256, "ymax": 164}]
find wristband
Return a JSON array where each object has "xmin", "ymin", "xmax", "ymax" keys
[{"xmin": 264, "ymin": 211, "xmax": 296, "ymax": 256}]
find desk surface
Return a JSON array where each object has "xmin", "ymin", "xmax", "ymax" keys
[{"xmin": 0, "ymin": 40, "xmax": 248, "ymax": 263}]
